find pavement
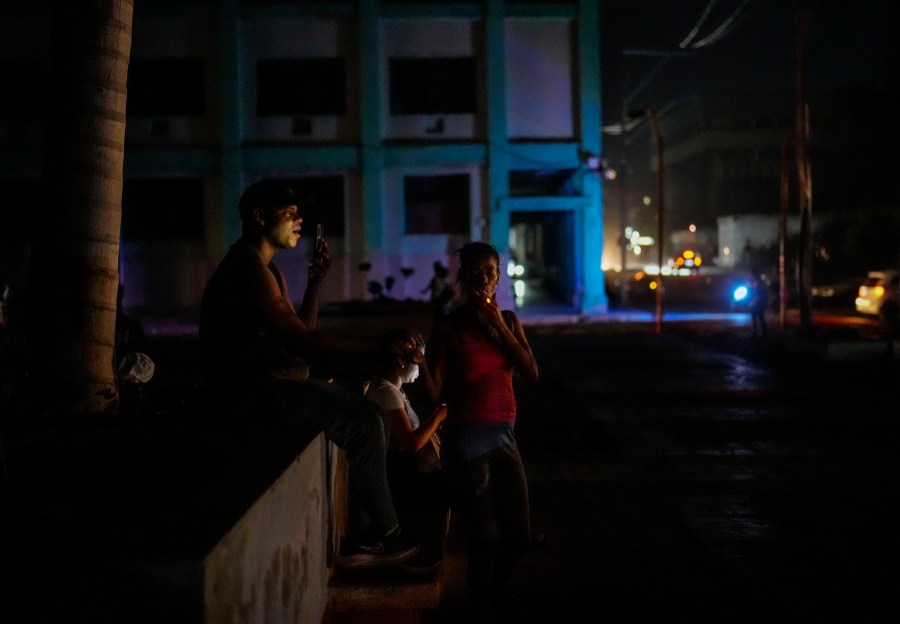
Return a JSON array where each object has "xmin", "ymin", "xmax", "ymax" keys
[{"xmin": 421, "ymin": 309, "xmax": 900, "ymax": 623}]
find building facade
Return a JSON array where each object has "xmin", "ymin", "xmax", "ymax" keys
[
  {"xmin": 0, "ymin": 0, "xmax": 608, "ymax": 319},
  {"xmin": 604, "ymin": 90, "xmax": 899, "ymax": 275}
]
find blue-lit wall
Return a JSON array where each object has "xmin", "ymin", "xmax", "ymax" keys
[{"xmin": 0, "ymin": 1, "xmax": 608, "ymax": 318}]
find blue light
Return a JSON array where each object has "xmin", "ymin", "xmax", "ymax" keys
[{"xmin": 732, "ymin": 285, "xmax": 749, "ymax": 302}]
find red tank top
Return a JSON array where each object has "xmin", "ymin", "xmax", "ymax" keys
[{"xmin": 444, "ymin": 317, "xmax": 516, "ymax": 426}]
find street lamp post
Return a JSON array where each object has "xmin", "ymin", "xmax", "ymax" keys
[
  {"xmin": 647, "ymin": 108, "xmax": 664, "ymax": 334},
  {"xmin": 795, "ymin": 3, "xmax": 813, "ymax": 333},
  {"xmin": 616, "ymin": 49, "xmax": 693, "ymax": 321},
  {"xmin": 630, "ymin": 107, "xmax": 665, "ymax": 333}
]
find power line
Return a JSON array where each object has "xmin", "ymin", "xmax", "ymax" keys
[
  {"xmin": 679, "ymin": 0, "xmax": 717, "ymax": 49},
  {"xmin": 689, "ymin": 0, "xmax": 754, "ymax": 49},
  {"xmin": 617, "ymin": 1, "xmax": 756, "ymax": 113}
]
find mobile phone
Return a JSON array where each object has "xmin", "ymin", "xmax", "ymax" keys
[{"xmin": 314, "ymin": 224, "xmax": 324, "ymax": 258}]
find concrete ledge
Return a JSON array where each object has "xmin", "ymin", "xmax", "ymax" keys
[
  {"xmin": 203, "ymin": 434, "xmax": 333, "ymax": 624},
  {"xmin": 327, "ymin": 509, "xmax": 449, "ymax": 613},
  {"xmin": 1, "ymin": 425, "xmax": 337, "ymax": 623},
  {"xmin": 324, "ymin": 447, "xmax": 450, "ymax": 624},
  {"xmin": 325, "ymin": 539, "xmax": 447, "ymax": 624},
  {"xmin": 328, "ymin": 570, "xmax": 444, "ymax": 612}
]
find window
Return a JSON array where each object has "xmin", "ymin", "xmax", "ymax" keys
[
  {"xmin": 389, "ymin": 57, "xmax": 477, "ymax": 115},
  {"xmin": 283, "ymin": 175, "xmax": 345, "ymax": 237},
  {"xmin": 257, "ymin": 58, "xmax": 347, "ymax": 116},
  {"xmin": 122, "ymin": 178, "xmax": 204, "ymax": 241},
  {"xmin": 404, "ymin": 174, "xmax": 470, "ymax": 234},
  {"xmin": 127, "ymin": 58, "xmax": 205, "ymax": 117},
  {"xmin": 505, "ymin": 18, "xmax": 574, "ymax": 139}
]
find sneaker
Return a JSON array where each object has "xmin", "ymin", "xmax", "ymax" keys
[{"xmin": 336, "ymin": 529, "xmax": 420, "ymax": 569}]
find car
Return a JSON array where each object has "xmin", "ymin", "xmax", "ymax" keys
[
  {"xmin": 673, "ymin": 249, "xmax": 702, "ymax": 273},
  {"xmin": 855, "ymin": 270, "xmax": 899, "ymax": 322}
]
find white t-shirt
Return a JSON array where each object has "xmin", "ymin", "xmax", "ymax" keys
[{"xmin": 366, "ymin": 376, "xmax": 420, "ymax": 450}]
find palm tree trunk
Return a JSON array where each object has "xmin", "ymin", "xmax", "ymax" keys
[{"xmin": 23, "ymin": 0, "xmax": 133, "ymax": 418}]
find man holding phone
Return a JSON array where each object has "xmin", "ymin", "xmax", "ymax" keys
[
  {"xmin": 314, "ymin": 222, "xmax": 324, "ymax": 262},
  {"xmin": 200, "ymin": 178, "xmax": 421, "ymax": 568}
]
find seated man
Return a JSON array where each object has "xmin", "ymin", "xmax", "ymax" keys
[{"xmin": 199, "ymin": 178, "xmax": 419, "ymax": 569}]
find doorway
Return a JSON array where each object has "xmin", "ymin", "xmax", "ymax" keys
[{"xmin": 508, "ymin": 210, "xmax": 576, "ymax": 310}]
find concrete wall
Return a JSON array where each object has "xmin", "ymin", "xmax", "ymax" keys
[{"xmin": 203, "ymin": 434, "xmax": 335, "ymax": 624}]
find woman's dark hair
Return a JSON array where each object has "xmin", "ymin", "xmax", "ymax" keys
[{"xmin": 456, "ymin": 242, "xmax": 500, "ymax": 283}]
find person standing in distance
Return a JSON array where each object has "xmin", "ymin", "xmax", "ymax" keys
[{"xmin": 748, "ymin": 268, "xmax": 769, "ymax": 339}]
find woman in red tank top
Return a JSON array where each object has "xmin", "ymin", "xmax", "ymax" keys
[{"xmin": 425, "ymin": 242, "xmax": 539, "ymax": 623}]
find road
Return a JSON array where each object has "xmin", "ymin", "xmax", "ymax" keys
[{"xmin": 426, "ymin": 316, "xmax": 899, "ymax": 623}]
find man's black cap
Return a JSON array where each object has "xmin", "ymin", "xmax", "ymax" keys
[{"xmin": 238, "ymin": 179, "xmax": 314, "ymax": 222}]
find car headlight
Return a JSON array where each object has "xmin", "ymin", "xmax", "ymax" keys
[{"xmin": 732, "ymin": 285, "xmax": 749, "ymax": 303}]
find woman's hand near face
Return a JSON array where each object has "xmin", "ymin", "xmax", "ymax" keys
[{"xmin": 473, "ymin": 294, "xmax": 505, "ymax": 331}]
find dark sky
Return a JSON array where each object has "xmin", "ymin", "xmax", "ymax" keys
[{"xmin": 600, "ymin": 0, "xmax": 897, "ymax": 125}]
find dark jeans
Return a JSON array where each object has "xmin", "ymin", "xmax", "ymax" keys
[
  {"xmin": 386, "ymin": 450, "xmax": 451, "ymax": 563},
  {"xmin": 235, "ymin": 377, "xmax": 399, "ymax": 535},
  {"xmin": 386, "ymin": 450, "xmax": 450, "ymax": 510},
  {"xmin": 442, "ymin": 423, "xmax": 531, "ymax": 620},
  {"xmin": 751, "ymin": 307, "xmax": 768, "ymax": 337}
]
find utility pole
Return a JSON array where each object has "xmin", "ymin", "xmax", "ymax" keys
[
  {"xmin": 627, "ymin": 107, "xmax": 666, "ymax": 333},
  {"xmin": 778, "ymin": 134, "xmax": 793, "ymax": 330},
  {"xmin": 618, "ymin": 100, "xmax": 630, "ymax": 307},
  {"xmin": 795, "ymin": 3, "xmax": 813, "ymax": 333},
  {"xmin": 646, "ymin": 108, "xmax": 665, "ymax": 334},
  {"xmin": 617, "ymin": 49, "xmax": 693, "ymax": 313}
]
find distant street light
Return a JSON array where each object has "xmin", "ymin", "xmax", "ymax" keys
[{"xmin": 629, "ymin": 107, "xmax": 665, "ymax": 333}]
